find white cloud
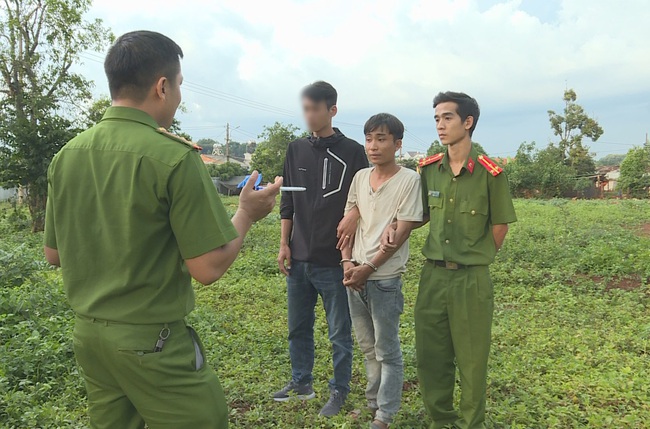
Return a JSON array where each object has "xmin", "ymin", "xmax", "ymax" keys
[{"xmin": 83, "ymin": 0, "xmax": 650, "ymax": 153}]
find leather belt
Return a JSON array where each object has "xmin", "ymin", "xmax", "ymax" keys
[{"xmin": 431, "ymin": 260, "xmax": 467, "ymax": 270}]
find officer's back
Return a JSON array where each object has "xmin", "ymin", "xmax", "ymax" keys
[{"xmin": 43, "ymin": 30, "xmax": 281, "ymax": 429}]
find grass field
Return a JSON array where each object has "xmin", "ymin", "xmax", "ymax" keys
[{"xmin": 1, "ymin": 199, "xmax": 649, "ymax": 428}]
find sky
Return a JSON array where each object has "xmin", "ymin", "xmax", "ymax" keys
[{"xmin": 76, "ymin": 0, "xmax": 650, "ymax": 158}]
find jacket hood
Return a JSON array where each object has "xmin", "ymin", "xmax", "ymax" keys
[{"xmin": 308, "ymin": 128, "xmax": 347, "ymax": 149}]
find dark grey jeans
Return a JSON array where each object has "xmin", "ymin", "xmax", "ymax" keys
[
  {"xmin": 287, "ymin": 260, "xmax": 353, "ymax": 394},
  {"xmin": 348, "ymin": 277, "xmax": 404, "ymax": 424}
]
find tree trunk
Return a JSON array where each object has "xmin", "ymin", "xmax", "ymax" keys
[{"xmin": 26, "ymin": 185, "xmax": 47, "ymax": 232}]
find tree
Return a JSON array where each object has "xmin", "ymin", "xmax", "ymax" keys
[
  {"xmin": 504, "ymin": 142, "xmax": 538, "ymax": 197},
  {"xmin": 504, "ymin": 142, "xmax": 575, "ymax": 198},
  {"xmin": 597, "ymin": 154, "xmax": 626, "ymax": 167},
  {"xmin": 206, "ymin": 162, "xmax": 249, "ymax": 181},
  {"xmin": 534, "ymin": 144, "xmax": 576, "ymax": 198},
  {"xmin": 0, "ymin": 1, "xmax": 111, "ymax": 231},
  {"xmin": 397, "ymin": 158, "xmax": 418, "ymax": 171},
  {"xmin": 427, "ymin": 140, "xmax": 444, "ymax": 156},
  {"xmin": 548, "ymin": 89, "xmax": 603, "ymax": 176},
  {"xmin": 250, "ymin": 122, "xmax": 301, "ymax": 179},
  {"xmin": 197, "ymin": 138, "xmax": 219, "ymax": 155},
  {"xmin": 617, "ymin": 146, "xmax": 650, "ymax": 198},
  {"xmin": 426, "ymin": 140, "xmax": 488, "ymax": 156},
  {"xmin": 86, "ymin": 96, "xmax": 112, "ymax": 127}
]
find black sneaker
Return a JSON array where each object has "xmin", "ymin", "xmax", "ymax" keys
[
  {"xmin": 272, "ymin": 381, "xmax": 316, "ymax": 402},
  {"xmin": 319, "ymin": 389, "xmax": 347, "ymax": 417}
]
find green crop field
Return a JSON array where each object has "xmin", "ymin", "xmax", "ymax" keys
[{"xmin": 1, "ymin": 199, "xmax": 649, "ymax": 429}]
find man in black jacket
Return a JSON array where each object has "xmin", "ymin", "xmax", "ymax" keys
[{"xmin": 274, "ymin": 81, "xmax": 368, "ymax": 417}]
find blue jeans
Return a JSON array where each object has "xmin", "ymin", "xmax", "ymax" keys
[
  {"xmin": 348, "ymin": 277, "xmax": 404, "ymax": 424},
  {"xmin": 287, "ymin": 260, "xmax": 353, "ymax": 394}
]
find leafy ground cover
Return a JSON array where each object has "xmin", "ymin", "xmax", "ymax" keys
[{"xmin": 1, "ymin": 199, "xmax": 649, "ymax": 428}]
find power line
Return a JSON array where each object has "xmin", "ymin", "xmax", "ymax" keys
[{"xmin": 78, "ymin": 51, "xmax": 434, "ymax": 145}]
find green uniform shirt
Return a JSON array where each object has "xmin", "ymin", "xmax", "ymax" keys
[
  {"xmin": 421, "ymin": 144, "xmax": 517, "ymax": 266},
  {"xmin": 44, "ymin": 107, "xmax": 238, "ymax": 324}
]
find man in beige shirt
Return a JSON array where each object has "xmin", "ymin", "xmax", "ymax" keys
[{"xmin": 341, "ymin": 113, "xmax": 423, "ymax": 428}]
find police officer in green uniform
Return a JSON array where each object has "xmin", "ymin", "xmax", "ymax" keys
[
  {"xmin": 43, "ymin": 31, "xmax": 282, "ymax": 429},
  {"xmin": 414, "ymin": 92, "xmax": 517, "ymax": 429}
]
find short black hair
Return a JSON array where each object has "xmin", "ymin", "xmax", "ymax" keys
[
  {"xmin": 364, "ymin": 113, "xmax": 404, "ymax": 141},
  {"xmin": 433, "ymin": 91, "xmax": 480, "ymax": 136},
  {"xmin": 105, "ymin": 31, "xmax": 184, "ymax": 101},
  {"xmin": 301, "ymin": 81, "xmax": 337, "ymax": 109}
]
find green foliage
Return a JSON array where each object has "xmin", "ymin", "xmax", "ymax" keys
[
  {"xmin": 426, "ymin": 140, "xmax": 487, "ymax": 156},
  {"xmin": 617, "ymin": 146, "xmax": 650, "ymax": 198},
  {"xmin": 426, "ymin": 140, "xmax": 444, "ymax": 156},
  {"xmin": 250, "ymin": 122, "xmax": 302, "ymax": 179},
  {"xmin": 397, "ymin": 158, "xmax": 418, "ymax": 171},
  {"xmin": 85, "ymin": 96, "xmax": 112, "ymax": 128},
  {"xmin": 506, "ymin": 142, "xmax": 580, "ymax": 198},
  {"xmin": 206, "ymin": 162, "xmax": 249, "ymax": 181},
  {"xmin": 197, "ymin": 138, "xmax": 219, "ymax": 155},
  {"xmin": 0, "ymin": 0, "xmax": 112, "ymax": 232},
  {"xmin": 1, "ymin": 200, "xmax": 650, "ymax": 428},
  {"xmin": 548, "ymin": 89, "xmax": 602, "ymax": 176},
  {"xmin": 597, "ymin": 153, "xmax": 626, "ymax": 167}
]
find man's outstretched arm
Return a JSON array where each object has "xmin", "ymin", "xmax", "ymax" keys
[{"xmin": 185, "ymin": 172, "xmax": 282, "ymax": 285}]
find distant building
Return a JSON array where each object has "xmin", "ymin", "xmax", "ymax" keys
[
  {"xmin": 400, "ymin": 151, "xmax": 426, "ymax": 161},
  {"xmin": 0, "ymin": 187, "xmax": 18, "ymax": 202},
  {"xmin": 604, "ymin": 169, "xmax": 621, "ymax": 192},
  {"xmin": 492, "ymin": 157, "xmax": 514, "ymax": 166},
  {"xmin": 201, "ymin": 154, "xmax": 248, "ymax": 168}
]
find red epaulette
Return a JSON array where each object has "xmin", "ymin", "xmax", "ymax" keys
[
  {"xmin": 419, "ymin": 153, "xmax": 444, "ymax": 168},
  {"xmin": 477, "ymin": 154, "xmax": 503, "ymax": 177}
]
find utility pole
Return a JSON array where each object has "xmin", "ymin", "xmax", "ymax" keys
[{"xmin": 225, "ymin": 122, "xmax": 230, "ymax": 163}]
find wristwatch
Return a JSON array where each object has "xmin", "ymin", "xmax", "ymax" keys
[{"xmin": 340, "ymin": 259, "xmax": 358, "ymax": 267}]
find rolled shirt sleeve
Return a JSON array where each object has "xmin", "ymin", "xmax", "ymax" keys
[
  {"xmin": 168, "ymin": 151, "xmax": 238, "ymax": 259},
  {"xmin": 397, "ymin": 173, "xmax": 424, "ymax": 222},
  {"xmin": 488, "ymin": 172, "xmax": 517, "ymax": 225},
  {"xmin": 344, "ymin": 172, "xmax": 360, "ymax": 215},
  {"xmin": 44, "ymin": 177, "xmax": 57, "ymax": 249},
  {"xmin": 279, "ymin": 145, "xmax": 294, "ymax": 220}
]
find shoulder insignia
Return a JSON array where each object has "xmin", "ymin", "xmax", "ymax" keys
[
  {"xmin": 477, "ymin": 154, "xmax": 503, "ymax": 177},
  {"xmin": 156, "ymin": 127, "xmax": 202, "ymax": 151},
  {"xmin": 419, "ymin": 153, "xmax": 444, "ymax": 168}
]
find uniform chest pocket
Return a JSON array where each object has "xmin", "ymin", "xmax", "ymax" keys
[
  {"xmin": 459, "ymin": 197, "xmax": 489, "ymax": 240},
  {"xmin": 428, "ymin": 195, "xmax": 443, "ymax": 210}
]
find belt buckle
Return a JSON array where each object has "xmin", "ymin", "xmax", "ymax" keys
[{"xmin": 445, "ymin": 261, "xmax": 459, "ymax": 270}]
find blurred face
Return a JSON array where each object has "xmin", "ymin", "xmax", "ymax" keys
[
  {"xmin": 157, "ymin": 70, "xmax": 183, "ymax": 129},
  {"xmin": 365, "ymin": 125, "xmax": 401, "ymax": 166},
  {"xmin": 302, "ymin": 97, "xmax": 336, "ymax": 133},
  {"xmin": 434, "ymin": 101, "xmax": 473, "ymax": 146}
]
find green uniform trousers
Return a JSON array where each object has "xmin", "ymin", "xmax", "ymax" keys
[
  {"xmin": 72, "ymin": 316, "xmax": 228, "ymax": 429},
  {"xmin": 415, "ymin": 261, "xmax": 494, "ymax": 429}
]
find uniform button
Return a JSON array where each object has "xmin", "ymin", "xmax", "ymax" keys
[
  {"xmin": 452, "ymin": 178, "xmax": 457, "ymax": 182},
  {"xmin": 471, "ymin": 210, "xmax": 476, "ymax": 215},
  {"xmin": 449, "ymin": 198, "xmax": 454, "ymax": 203},
  {"xmin": 447, "ymin": 219, "xmax": 452, "ymax": 224},
  {"xmin": 445, "ymin": 239, "xmax": 450, "ymax": 244}
]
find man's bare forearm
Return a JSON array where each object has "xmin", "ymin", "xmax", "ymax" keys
[
  {"xmin": 492, "ymin": 224, "xmax": 509, "ymax": 251},
  {"xmin": 280, "ymin": 219, "xmax": 293, "ymax": 247},
  {"xmin": 371, "ymin": 220, "xmax": 419, "ymax": 268}
]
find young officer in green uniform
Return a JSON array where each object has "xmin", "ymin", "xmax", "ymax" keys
[
  {"xmin": 43, "ymin": 31, "xmax": 282, "ymax": 429},
  {"xmin": 418, "ymin": 92, "xmax": 516, "ymax": 428},
  {"xmin": 385, "ymin": 92, "xmax": 516, "ymax": 428}
]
